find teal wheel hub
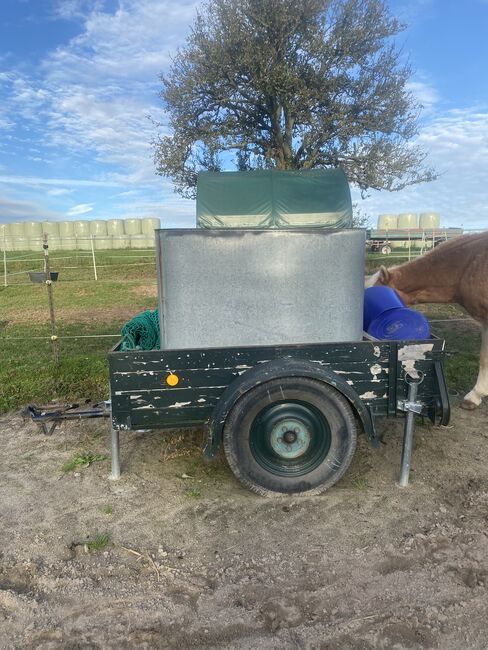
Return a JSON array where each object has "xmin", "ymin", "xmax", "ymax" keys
[
  {"xmin": 269, "ymin": 419, "xmax": 311, "ymax": 459},
  {"xmin": 249, "ymin": 401, "xmax": 331, "ymax": 476}
]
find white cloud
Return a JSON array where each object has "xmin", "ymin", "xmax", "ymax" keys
[
  {"xmin": 406, "ymin": 79, "xmax": 440, "ymax": 109},
  {"xmin": 47, "ymin": 187, "xmax": 74, "ymax": 196},
  {"xmin": 356, "ymin": 107, "xmax": 488, "ymax": 228},
  {"xmin": 0, "ymin": 196, "xmax": 59, "ymax": 222},
  {"xmin": 0, "ymin": 174, "xmax": 122, "ymax": 188},
  {"xmin": 67, "ymin": 203, "xmax": 94, "ymax": 216},
  {"xmin": 1, "ymin": 0, "xmax": 486, "ymax": 232}
]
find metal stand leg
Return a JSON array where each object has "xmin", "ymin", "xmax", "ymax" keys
[
  {"xmin": 109, "ymin": 427, "xmax": 121, "ymax": 480},
  {"xmin": 399, "ymin": 379, "xmax": 419, "ymax": 487}
]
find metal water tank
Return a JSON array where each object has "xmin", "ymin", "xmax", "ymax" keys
[
  {"xmin": 397, "ymin": 213, "xmax": 418, "ymax": 229},
  {"xmin": 377, "ymin": 214, "xmax": 398, "ymax": 230},
  {"xmin": 107, "ymin": 219, "xmax": 126, "ymax": 249},
  {"xmin": 156, "ymin": 229, "xmax": 365, "ymax": 349},
  {"xmin": 419, "ymin": 212, "xmax": 441, "ymax": 230},
  {"xmin": 74, "ymin": 221, "xmax": 91, "ymax": 250}
]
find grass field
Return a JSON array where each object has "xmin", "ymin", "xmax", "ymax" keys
[
  {"xmin": 0, "ymin": 250, "xmax": 158, "ymax": 412},
  {"xmin": 0, "ymin": 249, "xmax": 480, "ymax": 413}
]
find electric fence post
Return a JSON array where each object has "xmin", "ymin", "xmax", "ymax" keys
[
  {"xmin": 43, "ymin": 234, "xmax": 60, "ymax": 364},
  {"xmin": 2, "ymin": 226, "xmax": 7, "ymax": 287}
]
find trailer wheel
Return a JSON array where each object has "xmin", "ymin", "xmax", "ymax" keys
[
  {"xmin": 381, "ymin": 244, "xmax": 392, "ymax": 255},
  {"xmin": 223, "ymin": 377, "xmax": 357, "ymax": 496}
]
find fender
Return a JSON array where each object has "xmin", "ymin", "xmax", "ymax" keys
[{"xmin": 203, "ymin": 358, "xmax": 379, "ymax": 460}]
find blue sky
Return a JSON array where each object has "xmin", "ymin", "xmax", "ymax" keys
[{"xmin": 0, "ymin": 0, "xmax": 487, "ymax": 229}]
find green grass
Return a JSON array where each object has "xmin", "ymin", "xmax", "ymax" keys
[
  {"xmin": 0, "ymin": 257, "xmax": 157, "ymax": 413},
  {"xmin": 101, "ymin": 505, "xmax": 114, "ymax": 515},
  {"xmin": 185, "ymin": 485, "xmax": 202, "ymax": 499},
  {"xmin": 2, "ymin": 249, "xmax": 156, "ymax": 284},
  {"xmin": 62, "ymin": 451, "xmax": 108, "ymax": 473},
  {"xmin": 85, "ymin": 532, "xmax": 110, "ymax": 552},
  {"xmin": 352, "ymin": 478, "xmax": 369, "ymax": 490}
]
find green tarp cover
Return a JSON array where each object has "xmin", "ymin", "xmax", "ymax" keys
[{"xmin": 196, "ymin": 168, "xmax": 352, "ymax": 229}]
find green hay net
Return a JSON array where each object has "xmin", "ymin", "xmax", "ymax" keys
[{"xmin": 121, "ymin": 309, "xmax": 160, "ymax": 350}]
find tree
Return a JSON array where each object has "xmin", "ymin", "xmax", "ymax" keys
[
  {"xmin": 154, "ymin": 0, "xmax": 436, "ymax": 199},
  {"xmin": 352, "ymin": 203, "xmax": 372, "ymax": 228}
]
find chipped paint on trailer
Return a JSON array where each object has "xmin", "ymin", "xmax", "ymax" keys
[
  {"xmin": 360, "ymin": 391, "xmax": 377, "ymax": 399},
  {"xmin": 398, "ymin": 343, "xmax": 434, "ymax": 379},
  {"xmin": 370, "ymin": 364, "xmax": 382, "ymax": 382},
  {"xmin": 346, "ymin": 380, "xmax": 354, "ymax": 385},
  {"xmin": 197, "ymin": 398, "xmax": 206, "ymax": 403},
  {"xmin": 168, "ymin": 401, "xmax": 192, "ymax": 409},
  {"xmin": 113, "ymin": 370, "xmax": 156, "ymax": 376},
  {"xmin": 373, "ymin": 346, "xmax": 381, "ymax": 358},
  {"xmin": 398, "ymin": 343, "xmax": 434, "ymax": 360},
  {"xmin": 113, "ymin": 386, "xmax": 228, "ymax": 395}
]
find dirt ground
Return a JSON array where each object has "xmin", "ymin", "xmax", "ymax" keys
[{"xmin": 1, "ymin": 397, "xmax": 488, "ymax": 649}]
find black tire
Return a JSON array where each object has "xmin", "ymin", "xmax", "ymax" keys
[{"xmin": 223, "ymin": 377, "xmax": 357, "ymax": 497}]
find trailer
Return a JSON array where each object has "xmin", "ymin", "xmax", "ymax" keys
[
  {"xmin": 367, "ymin": 227, "xmax": 463, "ymax": 255},
  {"xmin": 108, "ymin": 336, "xmax": 449, "ymax": 495},
  {"xmin": 27, "ymin": 171, "xmax": 451, "ymax": 495}
]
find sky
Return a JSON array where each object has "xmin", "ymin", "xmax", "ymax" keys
[{"xmin": 0, "ymin": 0, "xmax": 487, "ymax": 229}]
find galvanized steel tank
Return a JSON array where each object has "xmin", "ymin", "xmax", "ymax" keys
[{"xmin": 156, "ymin": 229, "xmax": 365, "ymax": 350}]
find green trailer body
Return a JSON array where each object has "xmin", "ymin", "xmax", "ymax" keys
[
  {"xmin": 109, "ymin": 338, "xmax": 448, "ymax": 432},
  {"xmin": 108, "ymin": 336, "xmax": 449, "ymax": 493}
]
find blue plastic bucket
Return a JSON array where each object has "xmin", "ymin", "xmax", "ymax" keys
[
  {"xmin": 363, "ymin": 286, "xmax": 405, "ymax": 330},
  {"xmin": 367, "ymin": 308, "xmax": 430, "ymax": 340}
]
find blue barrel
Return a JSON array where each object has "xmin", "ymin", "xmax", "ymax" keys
[
  {"xmin": 367, "ymin": 308, "xmax": 430, "ymax": 340},
  {"xmin": 364, "ymin": 287, "xmax": 430, "ymax": 340},
  {"xmin": 363, "ymin": 286, "xmax": 405, "ymax": 330}
]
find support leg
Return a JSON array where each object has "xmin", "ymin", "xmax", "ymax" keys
[
  {"xmin": 399, "ymin": 380, "xmax": 419, "ymax": 488},
  {"xmin": 462, "ymin": 325, "xmax": 488, "ymax": 410},
  {"xmin": 109, "ymin": 426, "xmax": 121, "ymax": 480}
]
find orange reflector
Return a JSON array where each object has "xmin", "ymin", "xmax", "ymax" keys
[{"xmin": 166, "ymin": 373, "xmax": 179, "ymax": 386}]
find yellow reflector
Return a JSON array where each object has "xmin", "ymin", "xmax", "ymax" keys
[{"xmin": 166, "ymin": 373, "xmax": 179, "ymax": 386}]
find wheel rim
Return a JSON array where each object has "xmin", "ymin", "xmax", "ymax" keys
[{"xmin": 249, "ymin": 401, "xmax": 331, "ymax": 476}]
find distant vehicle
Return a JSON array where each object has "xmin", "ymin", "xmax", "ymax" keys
[{"xmin": 366, "ymin": 227, "xmax": 464, "ymax": 255}]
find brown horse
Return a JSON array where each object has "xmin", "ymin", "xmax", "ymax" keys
[{"xmin": 366, "ymin": 232, "xmax": 488, "ymax": 409}]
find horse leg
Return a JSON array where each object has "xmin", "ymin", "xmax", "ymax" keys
[{"xmin": 462, "ymin": 325, "xmax": 488, "ymax": 409}]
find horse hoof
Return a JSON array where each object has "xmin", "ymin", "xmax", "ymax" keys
[{"xmin": 460, "ymin": 399, "xmax": 479, "ymax": 411}]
